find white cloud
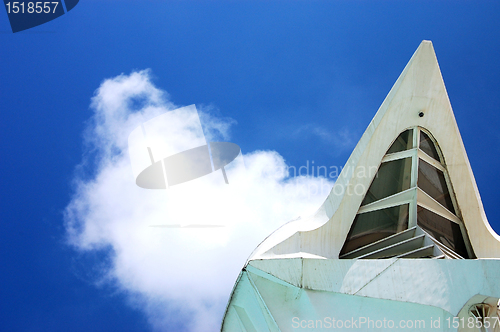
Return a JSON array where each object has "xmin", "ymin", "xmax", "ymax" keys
[{"xmin": 64, "ymin": 70, "xmax": 334, "ymax": 332}]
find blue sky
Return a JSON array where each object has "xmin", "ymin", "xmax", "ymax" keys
[{"xmin": 1, "ymin": 1, "xmax": 500, "ymax": 331}]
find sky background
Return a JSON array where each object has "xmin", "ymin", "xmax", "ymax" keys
[{"xmin": 1, "ymin": 1, "xmax": 500, "ymax": 331}]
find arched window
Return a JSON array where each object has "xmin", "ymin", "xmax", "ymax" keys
[{"xmin": 340, "ymin": 127, "xmax": 473, "ymax": 259}]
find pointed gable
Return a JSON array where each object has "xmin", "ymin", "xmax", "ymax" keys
[{"xmin": 250, "ymin": 40, "xmax": 500, "ymax": 260}]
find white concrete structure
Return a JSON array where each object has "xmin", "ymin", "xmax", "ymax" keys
[{"xmin": 221, "ymin": 41, "xmax": 500, "ymax": 331}]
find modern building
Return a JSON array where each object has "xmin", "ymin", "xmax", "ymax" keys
[{"xmin": 221, "ymin": 41, "xmax": 500, "ymax": 331}]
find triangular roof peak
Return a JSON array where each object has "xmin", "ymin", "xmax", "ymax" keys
[{"xmin": 250, "ymin": 40, "xmax": 500, "ymax": 261}]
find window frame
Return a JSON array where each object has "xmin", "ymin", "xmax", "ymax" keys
[{"xmin": 342, "ymin": 126, "xmax": 475, "ymax": 258}]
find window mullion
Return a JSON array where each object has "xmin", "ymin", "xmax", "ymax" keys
[{"xmin": 409, "ymin": 145, "xmax": 419, "ymax": 227}]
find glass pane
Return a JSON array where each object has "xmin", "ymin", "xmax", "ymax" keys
[
  {"xmin": 420, "ymin": 131, "xmax": 441, "ymax": 161},
  {"xmin": 418, "ymin": 159, "xmax": 456, "ymax": 214},
  {"xmin": 417, "ymin": 207, "xmax": 470, "ymax": 258},
  {"xmin": 340, "ymin": 204, "xmax": 409, "ymax": 255},
  {"xmin": 362, "ymin": 157, "xmax": 412, "ymax": 205},
  {"xmin": 387, "ymin": 129, "xmax": 413, "ymax": 154}
]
